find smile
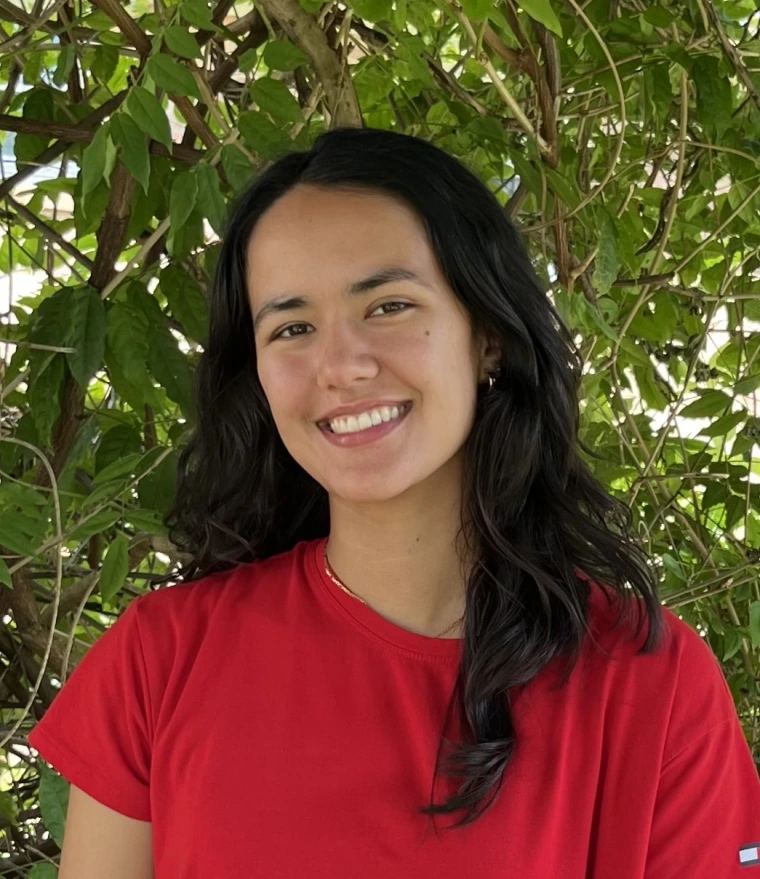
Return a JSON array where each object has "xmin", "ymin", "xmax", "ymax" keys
[{"xmin": 317, "ymin": 402, "xmax": 413, "ymax": 447}]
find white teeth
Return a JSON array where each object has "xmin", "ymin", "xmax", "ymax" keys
[{"xmin": 328, "ymin": 404, "xmax": 408, "ymax": 435}]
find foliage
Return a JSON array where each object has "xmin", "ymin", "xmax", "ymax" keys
[{"xmin": 0, "ymin": 0, "xmax": 758, "ymax": 871}]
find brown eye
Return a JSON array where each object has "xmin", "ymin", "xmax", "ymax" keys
[
  {"xmin": 370, "ymin": 301, "xmax": 413, "ymax": 317},
  {"xmin": 273, "ymin": 324, "xmax": 312, "ymax": 340}
]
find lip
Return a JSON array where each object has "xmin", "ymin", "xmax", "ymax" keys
[
  {"xmin": 315, "ymin": 399, "xmax": 413, "ymax": 425},
  {"xmin": 317, "ymin": 402, "xmax": 413, "ymax": 448}
]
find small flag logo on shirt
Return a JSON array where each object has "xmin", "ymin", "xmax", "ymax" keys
[{"xmin": 739, "ymin": 843, "xmax": 760, "ymax": 867}]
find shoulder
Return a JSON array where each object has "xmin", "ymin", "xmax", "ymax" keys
[
  {"xmin": 584, "ymin": 577, "xmax": 723, "ymax": 676},
  {"xmin": 128, "ymin": 538, "xmax": 313, "ymax": 629},
  {"xmin": 581, "ymin": 579, "xmax": 738, "ymax": 760}
]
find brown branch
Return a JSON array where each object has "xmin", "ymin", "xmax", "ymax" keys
[
  {"xmin": 39, "ymin": 534, "xmax": 153, "ymax": 629},
  {"xmin": 612, "ymin": 271, "xmax": 676, "ymax": 288},
  {"xmin": 0, "ymin": 113, "xmax": 204, "ymax": 164},
  {"xmin": 0, "ymin": 0, "xmax": 70, "ymax": 54},
  {"xmin": 5, "ymin": 196, "xmax": 95, "ymax": 272},
  {"xmin": 182, "ymin": 19, "xmax": 271, "ymax": 149},
  {"xmin": 88, "ymin": 0, "xmax": 151, "ymax": 55},
  {"xmin": 58, "ymin": 1, "xmax": 83, "ymax": 105},
  {"xmin": 0, "ymin": 0, "xmax": 35, "ymax": 26},
  {"xmin": 553, "ymin": 200, "xmax": 571, "ymax": 288},
  {"xmin": 0, "ymin": 92, "xmax": 125, "ymax": 200},
  {"xmin": 89, "ymin": 0, "xmax": 218, "ymax": 148},
  {"xmin": 702, "ymin": 0, "xmax": 760, "ymax": 116},
  {"xmin": 9, "ymin": 569, "xmax": 88, "ymax": 678},
  {"xmin": 0, "ymin": 54, "xmax": 21, "ymax": 115},
  {"xmin": 33, "ymin": 163, "xmax": 136, "ymax": 490},
  {"xmin": 173, "ymin": 94, "xmax": 218, "ymax": 150},
  {"xmin": 256, "ymin": 0, "xmax": 362, "ymax": 128},
  {"xmin": 483, "ymin": 20, "xmax": 559, "ymax": 166}
]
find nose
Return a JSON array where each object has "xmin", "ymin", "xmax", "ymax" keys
[{"xmin": 314, "ymin": 318, "xmax": 380, "ymax": 391}]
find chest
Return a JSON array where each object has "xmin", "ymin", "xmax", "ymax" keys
[{"xmin": 148, "ymin": 653, "xmax": 662, "ymax": 878}]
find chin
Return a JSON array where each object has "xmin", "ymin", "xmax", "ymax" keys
[
  {"xmin": 326, "ymin": 480, "xmax": 408, "ymax": 505},
  {"xmin": 321, "ymin": 465, "xmax": 435, "ymax": 505}
]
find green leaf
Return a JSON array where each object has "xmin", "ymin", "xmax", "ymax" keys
[
  {"xmin": 95, "ymin": 424, "xmax": 143, "ymax": 473},
  {"xmin": 137, "ymin": 449, "xmax": 177, "ymax": 516},
  {"xmin": 238, "ymin": 48, "xmax": 258, "ymax": 73},
  {"xmin": 460, "ymin": 0, "xmax": 491, "ymax": 21},
  {"xmin": 100, "ymin": 534, "xmax": 130, "ymax": 603},
  {"xmin": 110, "ymin": 113, "xmax": 151, "ymax": 195},
  {"xmin": 81, "ymin": 124, "xmax": 112, "ymax": 197},
  {"xmin": 93, "ymin": 452, "xmax": 142, "ymax": 486},
  {"xmin": 0, "ymin": 515, "xmax": 40, "ymax": 557},
  {"xmin": 125, "ymin": 86, "xmax": 173, "ymax": 152},
  {"xmin": 238, "ymin": 110, "xmax": 292, "ymax": 160},
  {"xmin": 163, "ymin": 25, "xmax": 202, "ymax": 59},
  {"xmin": 179, "ymin": 0, "xmax": 220, "ymax": 31},
  {"xmin": 693, "ymin": 56, "xmax": 732, "ymax": 139},
  {"xmin": 592, "ymin": 212, "xmax": 619, "ymax": 296},
  {"xmin": 29, "ymin": 865, "xmax": 58, "ymax": 879},
  {"xmin": 749, "ymin": 601, "xmax": 760, "ymax": 649},
  {"xmin": 147, "ymin": 54, "xmax": 199, "ymax": 98},
  {"xmin": 160, "ymin": 264, "xmax": 209, "ymax": 344},
  {"xmin": 29, "ymin": 353, "xmax": 64, "ymax": 448},
  {"xmin": 662, "ymin": 42, "xmax": 692, "ymax": 73},
  {"xmin": 91, "ymin": 43, "xmax": 119, "ymax": 84},
  {"xmin": 106, "ymin": 299, "xmax": 150, "ymax": 386},
  {"xmin": 169, "ymin": 171, "xmax": 198, "ymax": 235},
  {"xmin": 221, "ymin": 144, "xmax": 254, "ymax": 193},
  {"xmin": 66, "ymin": 286, "xmax": 106, "ymax": 386},
  {"xmin": 0, "ymin": 558, "xmax": 10, "ymax": 589},
  {"xmin": 518, "ymin": 0, "xmax": 562, "ymax": 37},
  {"xmin": 262, "ymin": 39, "xmax": 308, "ymax": 72},
  {"xmin": 53, "ymin": 43, "xmax": 76, "ymax": 87},
  {"xmin": 69, "ymin": 509, "xmax": 122, "ymax": 542},
  {"xmin": 250, "ymin": 77, "xmax": 303, "ymax": 124},
  {"xmin": 351, "ymin": 0, "xmax": 393, "ymax": 20},
  {"xmin": 679, "ymin": 390, "xmax": 732, "ymax": 419},
  {"xmin": 735, "ymin": 374, "xmax": 760, "ymax": 396},
  {"xmin": 194, "ymin": 164, "xmax": 227, "ymax": 235},
  {"xmin": 643, "ymin": 7, "xmax": 675, "ymax": 27},
  {"xmin": 127, "ymin": 508, "xmax": 168, "ymax": 535},
  {"xmin": 36, "ymin": 762, "xmax": 69, "ymax": 848},
  {"xmin": 127, "ymin": 286, "xmax": 195, "ymax": 415},
  {"xmin": 0, "ymin": 788, "xmax": 17, "ymax": 826},
  {"xmin": 17, "ymin": 89, "xmax": 54, "ymax": 161}
]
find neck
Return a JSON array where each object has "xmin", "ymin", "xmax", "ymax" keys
[{"xmin": 325, "ymin": 461, "xmax": 472, "ymax": 639}]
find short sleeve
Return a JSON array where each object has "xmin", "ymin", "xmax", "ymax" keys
[
  {"xmin": 27, "ymin": 596, "xmax": 153, "ymax": 821},
  {"xmin": 644, "ymin": 612, "xmax": 760, "ymax": 876}
]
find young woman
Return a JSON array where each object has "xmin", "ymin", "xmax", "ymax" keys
[{"xmin": 28, "ymin": 127, "xmax": 760, "ymax": 879}]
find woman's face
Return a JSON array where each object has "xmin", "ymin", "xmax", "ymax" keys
[{"xmin": 246, "ymin": 184, "xmax": 493, "ymax": 505}]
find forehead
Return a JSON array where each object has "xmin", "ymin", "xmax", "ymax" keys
[{"xmin": 245, "ymin": 185, "xmax": 439, "ymax": 303}]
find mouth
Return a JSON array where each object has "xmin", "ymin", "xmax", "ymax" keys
[{"xmin": 317, "ymin": 401, "xmax": 413, "ymax": 435}]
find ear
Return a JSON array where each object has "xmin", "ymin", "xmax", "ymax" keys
[{"xmin": 477, "ymin": 331, "xmax": 502, "ymax": 379}]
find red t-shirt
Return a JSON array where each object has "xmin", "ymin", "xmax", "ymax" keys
[{"xmin": 28, "ymin": 536, "xmax": 760, "ymax": 877}]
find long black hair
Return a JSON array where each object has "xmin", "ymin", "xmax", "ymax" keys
[{"xmin": 165, "ymin": 126, "xmax": 666, "ymax": 831}]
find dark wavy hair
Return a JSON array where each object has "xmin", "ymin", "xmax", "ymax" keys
[{"xmin": 165, "ymin": 126, "xmax": 666, "ymax": 831}]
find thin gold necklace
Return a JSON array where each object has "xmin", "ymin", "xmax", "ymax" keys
[{"xmin": 323, "ymin": 546, "xmax": 464, "ymax": 639}]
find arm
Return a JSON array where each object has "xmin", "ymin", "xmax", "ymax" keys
[{"xmin": 59, "ymin": 786, "xmax": 154, "ymax": 879}]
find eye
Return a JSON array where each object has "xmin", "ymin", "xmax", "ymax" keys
[
  {"xmin": 370, "ymin": 301, "xmax": 414, "ymax": 317},
  {"xmin": 272, "ymin": 323, "xmax": 312, "ymax": 340}
]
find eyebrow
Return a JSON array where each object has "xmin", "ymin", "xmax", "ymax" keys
[{"xmin": 252, "ymin": 267, "xmax": 430, "ymax": 333}]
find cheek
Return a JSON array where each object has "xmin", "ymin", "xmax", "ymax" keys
[{"xmin": 257, "ymin": 354, "xmax": 313, "ymax": 417}]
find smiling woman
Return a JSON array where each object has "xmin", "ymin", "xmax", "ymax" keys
[{"xmin": 26, "ymin": 127, "xmax": 760, "ymax": 879}]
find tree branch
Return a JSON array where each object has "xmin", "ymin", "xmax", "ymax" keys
[
  {"xmin": 701, "ymin": 0, "xmax": 760, "ymax": 115},
  {"xmin": 256, "ymin": 0, "xmax": 362, "ymax": 128}
]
